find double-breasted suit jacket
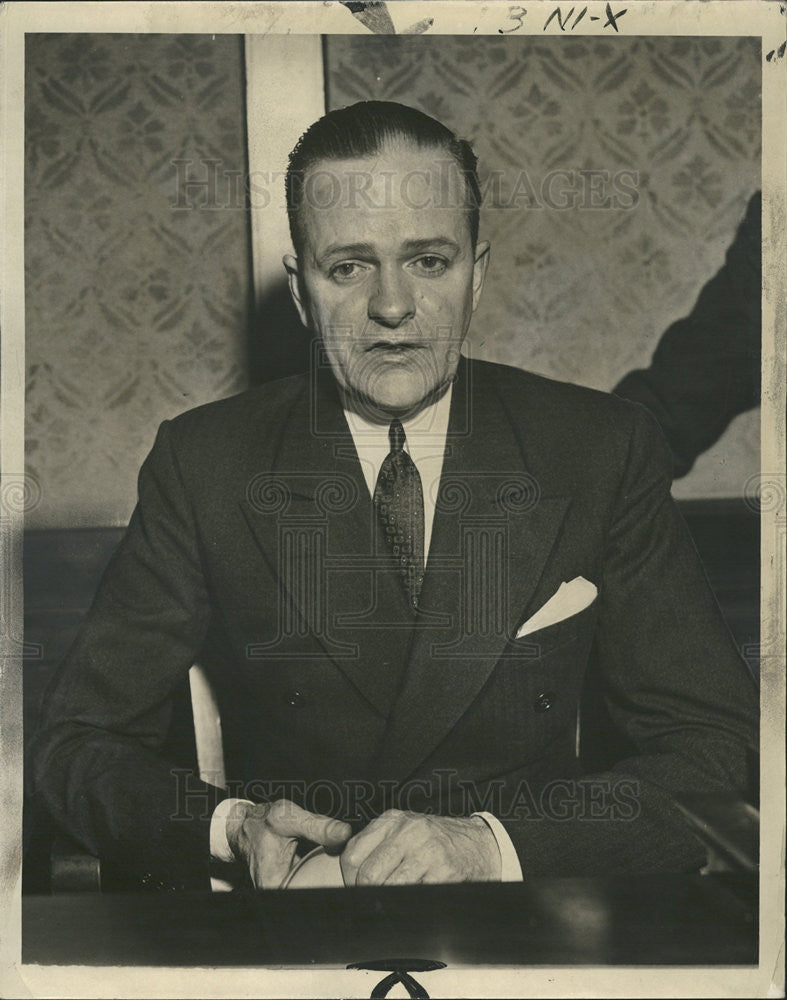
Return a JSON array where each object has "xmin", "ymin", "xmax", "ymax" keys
[{"xmin": 32, "ymin": 356, "xmax": 759, "ymax": 888}]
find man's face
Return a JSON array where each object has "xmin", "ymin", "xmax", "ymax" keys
[{"xmin": 284, "ymin": 140, "xmax": 490, "ymax": 416}]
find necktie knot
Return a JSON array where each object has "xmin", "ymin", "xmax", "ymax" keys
[{"xmin": 388, "ymin": 418, "xmax": 406, "ymax": 454}]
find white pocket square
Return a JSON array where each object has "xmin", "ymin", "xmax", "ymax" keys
[{"xmin": 516, "ymin": 577, "xmax": 597, "ymax": 639}]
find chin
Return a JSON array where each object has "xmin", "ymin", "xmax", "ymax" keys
[
  {"xmin": 360, "ymin": 368, "xmax": 438, "ymax": 414},
  {"xmin": 373, "ymin": 394, "xmax": 427, "ymax": 416},
  {"xmin": 363, "ymin": 380, "xmax": 437, "ymax": 416}
]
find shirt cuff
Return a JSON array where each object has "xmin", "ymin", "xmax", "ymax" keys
[
  {"xmin": 210, "ymin": 797, "xmax": 253, "ymax": 863},
  {"xmin": 472, "ymin": 812, "xmax": 524, "ymax": 882}
]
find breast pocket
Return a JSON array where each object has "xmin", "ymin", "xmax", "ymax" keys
[{"xmin": 509, "ymin": 599, "xmax": 598, "ymax": 661}]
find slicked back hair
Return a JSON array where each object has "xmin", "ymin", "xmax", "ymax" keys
[{"xmin": 285, "ymin": 100, "xmax": 481, "ymax": 256}]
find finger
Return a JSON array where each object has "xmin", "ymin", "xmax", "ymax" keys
[
  {"xmin": 420, "ymin": 862, "xmax": 463, "ymax": 884},
  {"xmin": 382, "ymin": 857, "xmax": 428, "ymax": 886},
  {"xmin": 340, "ymin": 812, "xmax": 402, "ymax": 886},
  {"xmin": 249, "ymin": 828, "xmax": 299, "ymax": 890},
  {"xmin": 265, "ymin": 800, "xmax": 351, "ymax": 846},
  {"xmin": 356, "ymin": 838, "xmax": 406, "ymax": 887}
]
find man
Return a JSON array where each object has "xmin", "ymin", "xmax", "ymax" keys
[{"xmin": 31, "ymin": 101, "xmax": 758, "ymax": 891}]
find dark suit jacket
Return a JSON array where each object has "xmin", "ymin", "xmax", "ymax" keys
[{"xmin": 31, "ymin": 356, "xmax": 759, "ymax": 889}]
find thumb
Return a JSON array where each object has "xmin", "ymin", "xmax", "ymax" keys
[{"xmin": 266, "ymin": 800, "xmax": 351, "ymax": 846}]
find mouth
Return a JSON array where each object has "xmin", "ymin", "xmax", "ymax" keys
[{"xmin": 364, "ymin": 341, "xmax": 425, "ymax": 354}]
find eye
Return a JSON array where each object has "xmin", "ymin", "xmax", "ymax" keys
[
  {"xmin": 411, "ymin": 255, "xmax": 448, "ymax": 276},
  {"xmin": 329, "ymin": 261, "xmax": 367, "ymax": 282}
]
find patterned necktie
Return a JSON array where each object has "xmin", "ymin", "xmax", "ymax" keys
[{"xmin": 374, "ymin": 419, "xmax": 425, "ymax": 609}]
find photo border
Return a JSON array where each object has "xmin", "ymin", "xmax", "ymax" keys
[{"xmin": 1, "ymin": 2, "xmax": 784, "ymax": 997}]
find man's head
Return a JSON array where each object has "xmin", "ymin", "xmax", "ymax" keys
[{"xmin": 283, "ymin": 101, "xmax": 490, "ymax": 418}]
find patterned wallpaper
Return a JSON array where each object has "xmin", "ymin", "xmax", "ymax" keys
[
  {"xmin": 324, "ymin": 35, "xmax": 761, "ymax": 499},
  {"xmin": 25, "ymin": 34, "xmax": 252, "ymax": 528}
]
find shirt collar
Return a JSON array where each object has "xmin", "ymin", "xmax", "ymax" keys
[{"xmin": 342, "ymin": 381, "xmax": 454, "ymax": 462}]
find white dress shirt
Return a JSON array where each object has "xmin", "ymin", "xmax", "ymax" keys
[{"xmin": 210, "ymin": 381, "xmax": 523, "ymax": 883}]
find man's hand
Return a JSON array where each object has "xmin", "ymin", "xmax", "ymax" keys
[
  {"xmin": 225, "ymin": 799, "xmax": 351, "ymax": 889},
  {"xmin": 340, "ymin": 810, "xmax": 502, "ymax": 886}
]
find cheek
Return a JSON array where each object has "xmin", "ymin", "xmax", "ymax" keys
[
  {"xmin": 312, "ymin": 285, "xmax": 367, "ymax": 331},
  {"xmin": 417, "ymin": 280, "xmax": 471, "ymax": 329}
]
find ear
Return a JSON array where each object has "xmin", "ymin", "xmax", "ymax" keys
[
  {"xmin": 283, "ymin": 253, "xmax": 309, "ymax": 328},
  {"xmin": 471, "ymin": 241, "xmax": 490, "ymax": 313}
]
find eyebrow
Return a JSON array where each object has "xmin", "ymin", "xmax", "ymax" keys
[
  {"xmin": 317, "ymin": 242, "xmax": 376, "ymax": 265},
  {"xmin": 402, "ymin": 238, "xmax": 461, "ymax": 255},
  {"xmin": 316, "ymin": 237, "xmax": 461, "ymax": 266}
]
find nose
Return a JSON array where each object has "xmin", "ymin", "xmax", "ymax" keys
[{"xmin": 367, "ymin": 266, "xmax": 416, "ymax": 329}]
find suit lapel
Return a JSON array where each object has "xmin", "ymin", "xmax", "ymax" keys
[
  {"xmin": 375, "ymin": 358, "xmax": 572, "ymax": 782},
  {"xmin": 239, "ymin": 364, "xmax": 415, "ymax": 718}
]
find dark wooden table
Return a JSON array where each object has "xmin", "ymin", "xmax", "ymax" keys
[{"xmin": 23, "ymin": 875, "xmax": 757, "ymax": 968}]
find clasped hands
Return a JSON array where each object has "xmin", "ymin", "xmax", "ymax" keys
[{"xmin": 225, "ymin": 799, "xmax": 502, "ymax": 889}]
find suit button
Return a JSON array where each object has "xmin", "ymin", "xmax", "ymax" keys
[
  {"xmin": 534, "ymin": 692, "xmax": 554, "ymax": 713},
  {"xmin": 284, "ymin": 690, "xmax": 305, "ymax": 707}
]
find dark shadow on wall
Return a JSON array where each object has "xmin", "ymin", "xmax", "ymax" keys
[{"xmin": 248, "ymin": 277, "xmax": 314, "ymax": 385}]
